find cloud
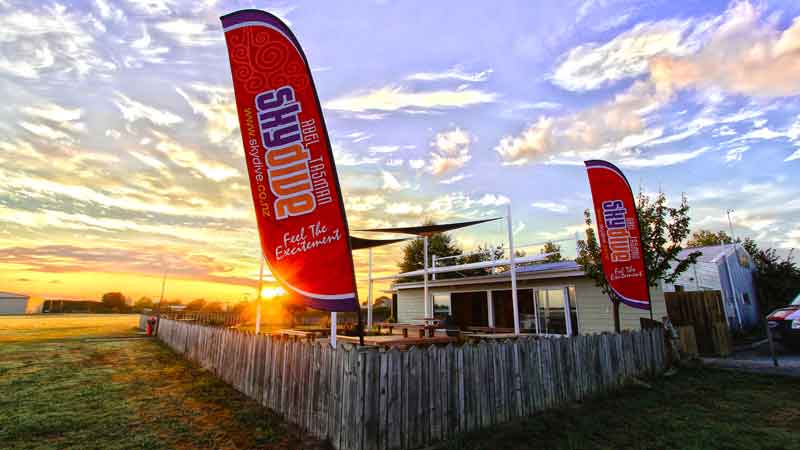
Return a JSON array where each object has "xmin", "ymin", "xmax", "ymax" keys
[
  {"xmin": 618, "ymin": 146, "xmax": 712, "ymax": 168},
  {"xmin": 497, "ymin": 1, "xmax": 800, "ymax": 166},
  {"xmin": 126, "ymin": 0, "xmax": 175, "ymax": 16},
  {"xmin": 153, "ymin": 134, "xmax": 239, "ymax": 181},
  {"xmin": 345, "ymin": 195, "xmax": 386, "ymax": 213},
  {"xmin": 384, "ymin": 159, "xmax": 404, "ymax": 167},
  {"xmin": 406, "ymin": 66, "xmax": 493, "ymax": 82},
  {"xmin": 478, "ymin": 194, "xmax": 510, "ymax": 207},
  {"xmin": 430, "ymin": 127, "xmax": 472, "ymax": 175},
  {"xmin": 114, "ymin": 93, "xmax": 183, "ymax": 127},
  {"xmin": 408, "ymin": 159, "xmax": 425, "ymax": 170},
  {"xmin": 531, "ymin": 201, "xmax": 568, "ymax": 213},
  {"xmin": 368, "ymin": 145, "xmax": 400, "ymax": 154},
  {"xmin": 381, "ymin": 170, "xmax": 406, "ymax": 191},
  {"xmin": 551, "ymin": 17, "xmax": 704, "ymax": 91},
  {"xmin": 0, "ymin": 244, "xmax": 255, "ymax": 286},
  {"xmin": 324, "ymin": 85, "xmax": 496, "ymax": 113},
  {"xmin": 19, "ymin": 121, "xmax": 75, "ymax": 144},
  {"xmin": 176, "ymin": 84, "xmax": 237, "ymax": 144},
  {"xmin": 0, "ymin": 4, "xmax": 116, "ymax": 80},
  {"xmin": 386, "ymin": 202, "xmax": 423, "ymax": 216},
  {"xmin": 95, "ymin": 0, "xmax": 125, "ymax": 22},
  {"xmin": 650, "ymin": 2, "xmax": 800, "ymax": 98},
  {"xmin": 333, "ymin": 147, "xmax": 381, "ymax": 166},
  {"xmin": 125, "ymin": 25, "xmax": 169, "ymax": 68},
  {"xmin": 21, "ymin": 103, "xmax": 82, "ymax": 122},
  {"xmin": 440, "ymin": 173, "xmax": 471, "ymax": 184},
  {"xmin": 156, "ymin": 19, "xmax": 220, "ymax": 47}
]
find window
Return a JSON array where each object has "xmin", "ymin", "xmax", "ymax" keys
[
  {"xmin": 675, "ymin": 285, "xmax": 685, "ymax": 292},
  {"xmin": 432, "ymin": 294, "xmax": 451, "ymax": 318},
  {"xmin": 743, "ymin": 293, "xmax": 751, "ymax": 305}
]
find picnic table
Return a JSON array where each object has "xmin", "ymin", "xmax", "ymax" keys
[
  {"xmin": 276, "ymin": 329, "xmax": 326, "ymax": 341},
  {"xmin": 375, "ymin": 322, "xmax": 438, "ymax": 338}
]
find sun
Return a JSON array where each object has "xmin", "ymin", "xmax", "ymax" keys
[{"xmin": 260, "ymin": 286, "xmax": 286, "ymax": 300}]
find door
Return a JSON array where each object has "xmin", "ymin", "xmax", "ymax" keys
[{"xmin": 534, "ymin": 287, "xmax": 578, "ymax": 335}]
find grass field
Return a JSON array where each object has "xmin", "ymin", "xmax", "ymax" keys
[
  {"xmin": 0, "ymin": 314, "xmax": 326, "ymax": 450},
  {"xmin": 1, "ymin": 315, "xmax": 799, "ymax": 450}
]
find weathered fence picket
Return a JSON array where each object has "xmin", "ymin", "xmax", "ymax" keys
[{"xmin": 151, "ymin": 317, "xmax": 667, "ymax": 450}]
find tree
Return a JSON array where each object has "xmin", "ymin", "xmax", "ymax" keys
[
  {"xmin": 741, "ymin": 238, "xmax": 800, "ymax": 314},
  {"xmin": 203, "ymin": 301, "xmax": 225, "ymax": 312},
  {"xmin": 687, "ymin": 229, "xmax": 734, "ymax": 248},
  {"xmin": 398, "ymin": 222, "xmax": 463, "ymax": 281},
  {"xmin": 577, "ymin": 192, "xmax": 699, "ymax": 332},
  {"xmin": 458, "ymin": 243, "xmax": 505, "ymax": 276},
  {"xmin": 133, "ymin": 296, "xmax": 154, "ymax": 312},
  {"xmin": 101, "ymin": 292, "xmax": 127, "ymax": 311},
  {"xmin": 540, "ymin": 241, "xmax": 564, "ymax": 262},
  {"xmin": 186, "ymin": 298, "xmax": 207, "ymax": 311}
]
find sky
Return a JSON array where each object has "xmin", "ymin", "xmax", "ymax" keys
[{"xmin": 1, "ymin": 0, "xmax": 800, "ymax": 304}]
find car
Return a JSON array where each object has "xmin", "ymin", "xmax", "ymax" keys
[{"xmin": 767, "ymin": 293, "xmax": 800, "ymax": 348}]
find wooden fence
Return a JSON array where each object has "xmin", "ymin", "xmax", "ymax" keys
[
  {"xmin": 665, "ymin": 290, "xmax": 732, "ymax": 356},
  {"xmin": 155, "ymin": 318, "xmax": 667, "ymax": 450}
]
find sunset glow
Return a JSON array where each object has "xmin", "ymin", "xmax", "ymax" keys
[{"xmin": 1, "ymin": 0, "xmax": 799, "ymax": 306}]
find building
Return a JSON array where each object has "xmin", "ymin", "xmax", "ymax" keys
[
  {"xmin": 394, "ymin": 261, "xmax": 667, "ymax": 335},
  {"xmin": 0, "ymin": 292, "xmax": 32, "ymax": 315},
  {"xmin": 663, "ymin": 243, "xmax": 759, "ymax": 331}
]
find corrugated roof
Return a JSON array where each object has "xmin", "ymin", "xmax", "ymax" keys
[
  {"xmin": 678, "ymin": 244, "xmax": 738, "ymax": 263},
  {"xmin": 516, "ymin": 260, "xmax": 580, "ymax": 273}
]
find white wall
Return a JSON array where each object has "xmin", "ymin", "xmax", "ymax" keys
[
  {"xmin": 0, "ymin": 298, "xmax": 29, "ymax": 315},
  {"xmin": 395, "ymin": 275, "xmax": 666, "ymax": 333}
]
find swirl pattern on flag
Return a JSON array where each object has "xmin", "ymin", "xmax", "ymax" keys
[
  {"xmin": 584, "ymin": 160, "xmax": 651, "ymax": 310},
  {"xmin": 221, "ymin": 9, "xmax": 358, "ymax": 312}
]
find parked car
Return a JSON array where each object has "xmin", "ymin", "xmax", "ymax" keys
[{"xmin": 767, "ymin": 293, "xmax": 800, "ymax": 348}]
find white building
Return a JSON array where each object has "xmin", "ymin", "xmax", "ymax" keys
[
  {"xmin": 394, "ymin": 261, "xmax": 667, "ymax": 335},
  {"xmin": 0, "ymin": 292, "xmax": 32, "ymax": 315}
]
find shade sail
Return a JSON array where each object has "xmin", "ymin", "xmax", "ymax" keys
[
  {"xmin": 349, "ymin": 236, "xmax": 410, "ymax": 250},
  {"xmin": 357, "ymin": 217, "xmax": 500, "ymax": 236}
]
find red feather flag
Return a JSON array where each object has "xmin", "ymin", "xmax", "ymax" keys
[
  {"xmin": 221, "ymin": 9, "xmax": 358, "ymax": 312},
  {"xmin": 584, "ymin": 160, "xmax": 651, "ymax": 310}
]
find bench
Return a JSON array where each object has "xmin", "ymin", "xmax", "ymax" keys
[{"xmin": 375, "ymin": 322, "xmax": 437, "ymax": 338}]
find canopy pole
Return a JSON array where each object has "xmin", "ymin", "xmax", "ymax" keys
[
  {"xmin": 330, "ymin": 312, "xmax": 337, "ymax": 348},
  {"xmin": 367, "ymin": 247, "xmax": 374, "ymax": 329},
  {"xmin": 507, "ymin": 204, "xmax": 520, "ymax": 335},
  {"xmin": 255, "ymin": 256, "xmax": 264, "ymax": 334},
  {"xmin": 423, "ymin": 235, "xmax": 430, "ymax": 318}
]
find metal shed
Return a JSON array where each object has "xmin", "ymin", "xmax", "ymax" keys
[{"xmin": 663, "ymin": 243, "xmax": 759, "ymax": 331}]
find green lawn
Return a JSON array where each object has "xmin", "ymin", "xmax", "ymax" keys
[
  {"xmin": 0, "ymin": 314, "xmax": 326, "ymax": 450},
  {"xmin": 441, "ymin": 368, "xmax": 800, "ymax": 450},
  {"xmin": 2, "ymin": 315, "xmax": 798, "ymax": 450}
]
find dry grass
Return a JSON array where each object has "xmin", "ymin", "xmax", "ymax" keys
[
  {"xmin": 0, "ymin": 314, "xmax": 327, "ymax": 450},
  {"xmin": 0, "ymin": 313, "xmax": 140, "ymax": 343}
]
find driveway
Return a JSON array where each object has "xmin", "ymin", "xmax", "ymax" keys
[{"xmin": 702, "ymin": 340, "xmax": 800, "ymax": 377}]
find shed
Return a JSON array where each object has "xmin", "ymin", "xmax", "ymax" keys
[
  {"xmin": 394, "ymin": 261, "xmax": 667, "ymax": 335},
  {"xmin": 663, "ymin": 243, "xmax": 759, "ymax": 331},
  {"xmin": 0, "ymin": 292, "xmax": 32, "ymax": 315}
]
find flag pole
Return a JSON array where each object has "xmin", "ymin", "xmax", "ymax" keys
[
  {"xmin": 507, "ymin": 204, "xmax": 520, "ymax": 335},
  {"xmin": 255, "ymin": 256, "xmax": 264, "ymax": 334},
  {"xmin": 330, "ymin": 312, "xmax": 337, "ymax": 348}
]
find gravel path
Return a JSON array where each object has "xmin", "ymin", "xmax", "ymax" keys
[{"xmin": 702, "ymin": 341, "xmax": 800, "ymax": 377}]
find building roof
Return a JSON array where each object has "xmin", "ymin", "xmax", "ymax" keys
[
  {"xmin": 677, "ymin": 244, "xmax": 742, "ymax": 264},
  {"xmin": 0, "ymin": 291, "xmax": 29, "ymax": 299},
  {"xmin": 394, "ymin": 260, "xmax": 584, "ymax": 290}
]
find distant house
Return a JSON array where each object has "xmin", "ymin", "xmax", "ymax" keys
[
  {"xmin": 663, "ymin": 243, "xmax": 759, "ymax": 331},
  {"xmin": 394, "ymin": 261, "xmax": 669, "ymax": 335},
  {"xmin": 0, "ymin": 292, "xmax": 32, "ymax": 315}
]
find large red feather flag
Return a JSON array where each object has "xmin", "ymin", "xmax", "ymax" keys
[
  {"xmin": 584, "ymin": 160, "xmax": 651, "ymax": 310},
  {"xmin": 221, "ymin": 9, "xmax": 358, "ymax": 312}
]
